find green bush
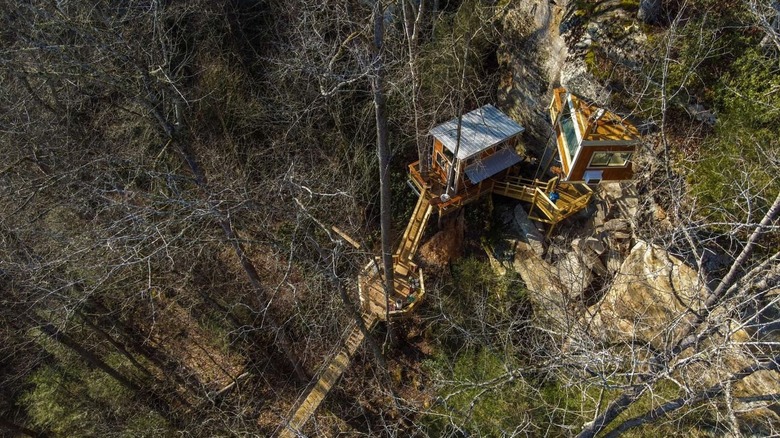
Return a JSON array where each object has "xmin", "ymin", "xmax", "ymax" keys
[{"xmin": 689, "ymin": 48, "xmax": 780, "ymax": 225}]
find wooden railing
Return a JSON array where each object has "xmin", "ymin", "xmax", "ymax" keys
[
  {"xmin": 408, "ymin": 162, "xmax": 427, "ymax": 192},
  {"xmin": 395, "ymin": 190, "xmax": 432, "ymax": 262},
  {"xmin": 388, "ymin": 265, "xmax": 425, "ymax": 317},
  {"xmin": 528, "ymin": 187, "xmax": 562, "ymax": 224}
]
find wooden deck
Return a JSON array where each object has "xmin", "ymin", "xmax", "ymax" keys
[
  {"xmin": 495, "ymin": 176, "xmax": 593, "ymax": 235},
  {"xmin": 411, "ymin": 161, "xmax": 593, "ymax": 236},
  {"xmin": 359, "ymin": 188, "xmax": 432, "ymax": 319},
  {"xmin": 408, "ymin": 162, "xmax": 497, "ymax": 216}
]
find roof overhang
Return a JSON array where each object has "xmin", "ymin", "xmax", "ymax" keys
[
  {"xmin": 430, "ymin": 104, "xmax": 524, "ymax": 160},
  {"xmin": 464, "ymin": 148, "xmax": 522, "ymax": 184}
]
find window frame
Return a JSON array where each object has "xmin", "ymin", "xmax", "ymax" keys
[{"xmin": 587, "ymin": 151, "xmax": 633, "ymax": 168}]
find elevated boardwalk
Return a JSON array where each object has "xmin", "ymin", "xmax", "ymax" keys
[
  {"xmin": 278, "ymin": 166, "xmax": 592, "ymax": 437},
  {"xmin": 359, "ymin": 189, "xmax": 431, "ymax": 319},
  {"xmin": 277, "ymin": 192, "xmax": 433, "ymax": 437},
  {"xmin": 396, "ymin": 192, "xmax": 433, "ymax": 263},
  {"xmin": 409, "ymin": 162, "xmax": 592, "ymax": 236},
  {"xmin": 278, "ymin": 313, "xmax": 378, "ymax": 438},
  {"xmin": 494, "ymin": 176, "xmax": 592, "ymax": 236}
]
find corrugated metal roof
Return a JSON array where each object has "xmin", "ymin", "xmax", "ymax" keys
[
  {"xmin": 430, "ymin": 104, "xmax": 524, "ymax": 160},
  {"xmin": 464, "ymin": 147, "xmax": 522, "ymax": 184}
]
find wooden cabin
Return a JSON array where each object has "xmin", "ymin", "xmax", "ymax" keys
[
  {"xmin": 428, "ymin": 104, "xmax": 525, "ymax": 197},
  {"xmin": 549, "ymin": 88, "xmax": 641, "ymax": 184}
]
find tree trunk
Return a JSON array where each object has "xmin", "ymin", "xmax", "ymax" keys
[
  {"xmin": 372, "ymin": 2, "xmax": 395, "ymax": 329},
  {"xmin": 403, "ymin": 0, "xmax": 429, "ymax": 174},
  {"xmin": 445, "ymin": 36, "xmax": 471, "ymax": 197},
  {"xmin": 602, "ymin": 355, "xmax": 780, "ymax": 438}
]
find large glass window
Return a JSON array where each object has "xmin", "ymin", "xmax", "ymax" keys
[
  {"xmin": 588, "ymin": 152, "xmax": 632, "ymax": 167},
  {"xmin": 559, "ymin": 99, "xmax": 579, "ymax": 159}
]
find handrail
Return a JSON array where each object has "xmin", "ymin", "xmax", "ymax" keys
[
  {"xmin": 388, "ymin": 266, "xmax": 425, "ymax": 317},
  {"xmin": 533, "ymin": 188, "xmax": 562, "ymax": 221}
]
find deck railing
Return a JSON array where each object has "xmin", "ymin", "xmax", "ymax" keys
[
  {"xmin": 528, "ymin": 188, "xmax": 562, "ymax": 224},
  {"xmin": 388, "ymin": 265, "xmax": 425, "ymax": 317}
]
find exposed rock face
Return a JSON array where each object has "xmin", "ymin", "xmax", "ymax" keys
[
  {"xmin": 586, "ymin": 240, "xmax": 707, "ymax": 347},
  {"xmin": 418, "ymin": 212, "xmax": 464, "ymax": 272},
  {"xmin": 512, "ymin": 241, "xmax": 571, "ymax": 325},
  {"xmin": 497, "ymin": 1, "xmax": 566, "ymax": 153},
  {"xmin": 572, "ymin": 237, "xmax": 607, "ymax": 275},
  {"xmin": 555, "ymin": 251, "xmax": 593, "ymax": 297},
  {"xmin": 513, "ymin": 204, "xmax": 545, "ymax": 256},
  {"xmin": 637, "ymin": 0, "xmax": 661, "ymax": 25},
  {"xmin": 584, "ymin": 242, "xmax": 780, "ymax": 426}
]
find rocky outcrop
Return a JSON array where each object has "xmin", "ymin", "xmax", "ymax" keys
[
  {"xmin": 586, "ymin": 240, "xmax": 707, "ymax": 347},
  {"xmin": 418, "ymin": 212, "xmax": 464, "ymax": 272},
  {"xmin": 512, "ymin": 240, "xmax": 572, "ymax": 326},
  {"xmin": 497, "ymin": 2, "xmax": 566, "ymax": 152},
  {"xmin": 513, "ymin": 204, "xmax": 545, "ymax": 256}
]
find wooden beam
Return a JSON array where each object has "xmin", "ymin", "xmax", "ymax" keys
[{"xmin": 332, "ymin": 226, "xmax": 361, "ymax": 249}]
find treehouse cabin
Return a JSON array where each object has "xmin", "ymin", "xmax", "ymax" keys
[
  {"xmin": 550, "ymin": 88, "xmax": 641, "ymax": 184},
  {"xmin": 410, "ymin": 105, "xmax": 525, "ymax": 214},
  {"xmin": 430, "ymin": 104, "xmax": 525, "ymax": 194}
]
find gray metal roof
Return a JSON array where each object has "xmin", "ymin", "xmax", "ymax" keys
[
  {"xmin": 430, "ymin": 104, "xmax": 524, "ymax": 160},
  {"xmin": 465, "ymin": 147, "xmax": 522, "ymax": 184}
]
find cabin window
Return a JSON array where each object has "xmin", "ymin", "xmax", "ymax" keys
[
  {"xmin": 442, "ymin": 147, "xmax": 454, "ymax": 162},
  {"xmin": 436, "ymin": 153, "xmax": 447, "ymax": 170},
  {"xmin": 559, "ymin": 99, "xmax": 579, "ymax": 159},
  {"xmin": 588, "ymin": 152, "xmax": 632, "ymax": 167}
]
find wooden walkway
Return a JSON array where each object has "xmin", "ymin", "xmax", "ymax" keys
[
  {"xmin": 275, "ymin": 176, "xmax": 591, "ymax": 436},
  {"xmin": 277, "ymin": 191, "xmax": 433, "ymax": 437},
  {"xmin": 278, "ymin": 313, "xmax": 379, "ymax": 438},
  {"xmin": 494, "ymin": 176, "xmax": 592, "ymax": 235}
]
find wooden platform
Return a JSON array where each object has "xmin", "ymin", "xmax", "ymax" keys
[
  {"xmin": 359, "ymin": 189, "xmax": 431, "ymax": 319},
  {"xmin": 276, "ymin": 192, "xmax": 434, "ymax": 437},
  {"xmin": 411, "ymin": 161, "xmax": 592, "ymax": 236},
  {"xmin": 408, "ymin": 163, "xmax": 495, "ymax": 216},
  {"xmin": 491, "ymin": 176, "xmax": 591, "ymax": 235}
]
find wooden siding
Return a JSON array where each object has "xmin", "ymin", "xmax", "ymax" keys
[{"xmin": 550, "ymin": 87, "xmax": 640, "ymax": 182}]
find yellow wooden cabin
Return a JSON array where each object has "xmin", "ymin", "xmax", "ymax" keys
[{"xmin": 549, "ymin": 88, "xmax": 641, "ymax": 184}]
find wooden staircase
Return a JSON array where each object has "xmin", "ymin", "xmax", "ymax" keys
[
  {"xmin": 276, "ymin": 175, "xmax": 590, "ymax": 436},
  {"xmin": 278, "ymin": 313, "xmax": 379, "ymax": 438},
  {"xmin": 395, "ymin": 190, "xmax": 433, "ymax": 263},
  {"xmin": 493, "ymin": 176, "xmax": 593, "ymax": 235}
]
